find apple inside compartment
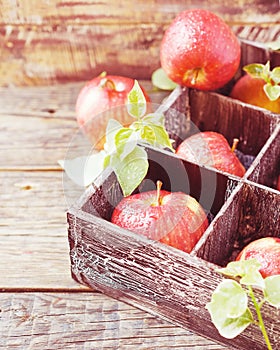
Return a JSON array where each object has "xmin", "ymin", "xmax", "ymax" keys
[
  {"xmin": 81, "ymin": 144, "xmax": 239, "ymax": 254},
  {"xmin": 162, "ymin": 85, "xmax": 279, "ymax": 180}
]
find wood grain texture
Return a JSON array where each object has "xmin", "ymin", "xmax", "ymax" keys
[
  {"xmin": 0, "ymin": 292, "xmax": 227, "ymax": 349},
  {"xmin": 67, "ymin": 202, "xmax": 280, "ymax": 350},
  {"xmin": 0, "ymin": 1, "xmax": 279, "ymax": 86},
  {"xmin": 1, "ymin": 1, "xmax": 280, "ymax": 25},
  {"xmin": 0, "ymin": 170, "xmax": 88, "ymax": 290},
  {"xmin": 0, "ymin": 80, "xmax": 165, "ymax": 170}
]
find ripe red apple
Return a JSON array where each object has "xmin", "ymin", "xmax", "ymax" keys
[
  {"xmin": 176, "ymin": 131, "xmax": 246, "ymax": 177},
  {"xmin": 230, "ymin": 73, "xmax": 280, "ymax": 113},
  {"xmin": 76, "ymin": 72, "xmax": 150, "ymax": 149},
  {"xmin": 160, "ymin": 9, "xmax": 241, "ymax": 91},
  {"xmin": 111, "ymin": 181, "xmax": 209, "ymax": 253},
  {"xmin": 236, "ymin": 237, "xmax": 280, "ymax": 278}
]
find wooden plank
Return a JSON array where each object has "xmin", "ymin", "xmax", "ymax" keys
[
  {"xmin": 0, "ymin": 81, "xmax": 166, "ymax": 169},
  {"xmin": 0, "ymin": 81, "xmax": 164, "ymax": 116},
  {"xmin": 0, "ymin": 1, "xmax": 279, "ymax": 86},
  {"xmin": 0, "ymin": 114, "xmax": 78, "ymax": 169},
  {"xmin": 1, "ymin": 23, "xmax": 279, "ymax": 87},
  {"xmin": 0, "ymin": 170, "xmax": 88, "ymax": 290},
  {"xmin": 0, "ymin": 292, "xmax": 227, "ymax": 349},
  {"xmin": 1, "ymin": 0, "xmax": 279, "ymax": 25}
]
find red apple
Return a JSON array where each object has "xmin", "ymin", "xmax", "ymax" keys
[
  {"xmin": 160, "ymin": 9, "xmax": 241, "ymax": 91},
  {"xmin": 236, "ymin": 237, "xmax": 280, "ymax": 278},
  {"xmin": 76, "ymin": 72, "xmax": 150, "ymax": 149},
  {"xmin": 111, "ymin": 181, "xmax": 209, "ymax": 253},
  {"xmin": 230, "ymin": 73, "xmax": 280, "ymax": 113},
  {"xmin": 277, "ymin": 175, "xmax": 280, "ymax": 191},
  {"xmin": 176, "ymin": 131, "xmax": 246, "ymax": 177}
]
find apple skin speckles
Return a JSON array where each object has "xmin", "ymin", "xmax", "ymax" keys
[
  {"xmin": 111, "ymin": 189, "xmax": 209, "ymax": 254},
  {"xmin": 160, "ymin": 9, "xmax": 241, "ymax": 91},
  {"xmin": 176, "ymin": 131, "xmax": 246, "ymax": 177},
  {"xmin": 236, "ymin": 237, "xmax": 280, "ymax": 278}
]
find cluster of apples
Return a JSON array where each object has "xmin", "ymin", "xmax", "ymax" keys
[{"xmin": 75, "ymin": 9, "xmax": 279, "ymax": 273}]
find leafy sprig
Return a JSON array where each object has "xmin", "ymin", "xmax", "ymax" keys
[
  {"xmin": 151, "ymin": 67, "xmax": 178, "ymax": 91},
  {"xmin": 59, "ymin": 80, "xmax": 174, "ymax": 196},
  {"xmin": 243, "ymin": 61, "xmax": 280, "ymax": 101},
  {"xmin": 206, "ymin": 259, "xmax": 280, "ymax": 350}
]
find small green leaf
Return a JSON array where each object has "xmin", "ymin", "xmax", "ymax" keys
[
  {"xmin": 58, "ymin": 151, "xmax": 106, "ymax": 187},
  {"xmin": 243, "ymin": 63, "xmax": 265, "ymax": 78},
  {"xmin": 264, "ymin": 275, "xmax": 280, "ymax": 307},
  {"xmin": 215, "ymin": 308, "xmax": 253, "ymax": 339},
  {"xmin": 104, "ymin": 119, "xmax": 123, "ymax": 153},
  {"xmin": 148, "ymin": 124, "xmax": 174, "ymax": 151},
  {"xmin": 127, "ymin": 80, "xmax": 147, "ymax": 119},
  {"xmin": 111, "ymin": 145, "xmax": 148, "ymax": 196},
  {"xmin": 152, "ymin": 67, "xmax": 178, "ymax": 91},
  {"xmin": 140, "ymin": 125, "xmax": 156, "ymax": 145},
  {"xmin": 114, "ymin": 128, "xmax": 138, "ymax": 161},
  {"xmin": 142, "ymin": 113, "xmax": 165, "ymax": 126},
  {"xmin": 217, "ymin": 259, "xmax": 265, "ymax": 289},
  {"xmin": 263, "ymin": 61, "xmax": 271, "ymax": 78},
  {"xmin": 267, "ymin": 41, "xmax": 280, "ymax": 51},
  {"xmin": 271, "ymin": 67, "xmax": 280, "ymax": 84},
  {"xmin": 206, "ymin": 280, "xmax": 248, "ymax": 319},
  {"xmin": 263, "ymin": 83, "xmax": 280, "ymax": 101}
]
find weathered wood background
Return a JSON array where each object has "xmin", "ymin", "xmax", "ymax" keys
[
  {"xmin": 0, "ymin": 0, "xmax": 279, "ymax": 86},
  {"xmin": 0, "ymin": 1, "xmax": 279, "ymax": 348}
]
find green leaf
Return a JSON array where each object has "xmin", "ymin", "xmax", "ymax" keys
[
  {"xmin": 142, "ymin": 113, "xmax": 165, "ymax": 126},
  {"xmin": 114, "ymin": 128, "xmax": 138, "ymax": 161},
  {"xmin": 267, "ymin": 41, "xmax": 280, "ymax": 51},
  {"xmin": 243, "ymin": 63, "xmax": 265, "ymax": 78},
  {"xmin": 215, "ymin": 308, "xmax": 253, "ymax": 339},
  {"xmin": 140, "ymin": 125, "xmax": 156, "ymax": 145},
  {"xmin": 271, "ymin": 67, "xmax": 280, "ymax": 84},
  {"xmin": 206, "ymin": 280, "xmax": 248, "ymax": 319},
  {"xmin": 148, "ymin": 124, "xmax": 174, "ymax": 151},
  {"xmin": 126, "ymin": 80, "xmax": 147, "ymax": 119},
  {"xmin": 264, "ymin": 275, "xmax": 280, "ymax": 307},
  {"xmin": 111, "ymin": 145, "xmax": 148, "ymax": 196},
  {"xmin": 206, "ymin": 280, "xmax": 253, "ymax": 339},
  {"xmin": 151, "ymin": 67, "xmax": 178, "ymax": 91},
  {"xmin": 104, "ymin": 119, "xmax": 123, "ymax": 153},
  {"xmin": 58, "ymin": 151, "xmax": 106, "ymax": 187},
  {"xmin": 263, "ymin": 83, "xmax": 280, "ymax": 101},
  {"xmin": 130, "ymin": 114, "xmax": 174, "ymax": 151},
  {"xmin": 217, "ymin": 259, "xmax": 265, "ymax": 289},
  {"xmin": 263, "ymin": 61, "xmax": 271, "ymax": 78}
]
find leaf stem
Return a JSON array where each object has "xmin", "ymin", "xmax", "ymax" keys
[{"xmin": 248, "ymin": 286, "xmax": 273, "ymax": 350}]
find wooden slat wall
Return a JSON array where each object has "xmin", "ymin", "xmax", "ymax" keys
[{"xmin": 0, "ymin": 0, "xmax": 279, "ymax": 86}]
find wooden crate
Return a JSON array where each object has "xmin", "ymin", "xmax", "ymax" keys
[{"xmin": 67, "ymin": 37, "xmax": 280, "ymax": 349}]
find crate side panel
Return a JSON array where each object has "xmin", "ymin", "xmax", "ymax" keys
[
  {"xmin": 188, "ymin": 90, "xmax": 278, "ymax": 156},
  {"xmin": 194, "ymin": 183, "xmax": 244, "ymax": 266},
  {"xmin": 247, "ymin": 124, "xmax": 280, "ymax": 190},
  {"xmin": 67, "ymin": 211, "xmax": 280, "ymax": 350},
  {"xmin": 197, "ymin": 182, "xmax": 280, "ymax": 265}
]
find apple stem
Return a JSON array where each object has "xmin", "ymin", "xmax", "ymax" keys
[
  {"xmin": 231, "ymin": 138, "xmax": 239, "ymax": 152},
  {"xmin": 100, "ymin": 77, "xmax": 116, "ymax": 91},
  {"xmin": 191, "ymin": 68, "xmax": 200, "ymax": 85},
  {"xmin": 156, "ymin": 180, "xmax": 163, "ymax": 206}
]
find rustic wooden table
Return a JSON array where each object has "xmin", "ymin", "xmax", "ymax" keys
[{"xmin": 0, "ymin": 81, "xmax": 230, "ymax": 349}]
